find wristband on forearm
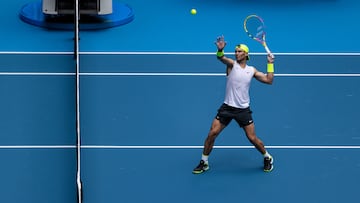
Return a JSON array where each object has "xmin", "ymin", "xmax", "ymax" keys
[
  {"xmin": 267, "ymin": 63, "xmax": 274, "ymax": 73},
  {"xmin": 216, "ymin": 50, "xmax": 224, "ymax": 58}
]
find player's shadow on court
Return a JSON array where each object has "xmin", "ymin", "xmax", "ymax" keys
[{"xmin": 211, "ymin": 152, "xmax": 263, "ymax": 174}]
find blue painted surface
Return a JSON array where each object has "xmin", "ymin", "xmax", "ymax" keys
[
  {"xmin": 1, "ymin": 0, "xmax": 360, "ymax": 52},
  {"xmin": 80, "ymin": 74, "xmax": 360, "ymax": 146},
  {"xmin": 0, "ymin": 0, "xmax": 359, "ymax": 203},
  {"xmin": 82, "ymin": 149, "xmax": 360, "ymax": 203}
]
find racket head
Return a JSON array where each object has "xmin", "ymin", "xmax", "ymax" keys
[{"xmin": 243, "ymin": 15, "xmax": 266, "ymax": 44}]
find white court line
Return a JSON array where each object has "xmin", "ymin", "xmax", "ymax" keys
[
  {"xmin": 1, "ymin": 52, "xmax": 359, "ymax": 76},
  {"xmin": 1, "ymin": 51, "xmax": 360, "ymax": 55},
  {"xmin": 275, "ymin": 73, "xmax": 360, "ymax": 77},
  {"xmin": 1, "ymin": 72, "xmax": 360, "ymax": 77},
  {"xmin": 81, "ymin": 72, "xmax": 226, "ymax": 76},
  {"xmin": 0, "ymin": 145, "xmax": 359, "ymax": 149},
  {"xmin": 0, "ymin": 145, "xmax": 75, "ymax": 149},
  {"xmin": 81, "ymin": 52, "xmax": 360, "ymax": 56},
  {"xmin": 81, "ymin": 145, "xmax": 360, "ymax": 149},
  {"xmin": 0, "ymin": 52, "xmax": 72, "ymax": 54},
  {"xmin": 81, "ymin": 73, "xmax": 360, "ymax": 77},
  {"xmin": 0, "ymin": 72, "xmax": 74, "ymax": 76}
]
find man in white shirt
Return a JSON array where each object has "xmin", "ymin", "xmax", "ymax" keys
[{"xmin": 193, "ymin": 36, "xmax": 275, "ymax": 174}]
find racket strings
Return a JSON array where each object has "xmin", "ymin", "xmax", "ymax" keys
[
  {"xmin": 245, "ymin": 17, "xmax": 266, "ymax": 41},
  {"xmin": 244, "ymin": 15, "xmax": 273, "ymax": 57}
]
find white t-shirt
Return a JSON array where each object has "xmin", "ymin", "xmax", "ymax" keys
[{"xmin": 224, "ymin": 62, "xmax": 255, "ymax": 108}]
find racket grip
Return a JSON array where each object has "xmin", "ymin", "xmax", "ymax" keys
[{"xmin": 264, "ymin": 45, "xmax": 274, "ymax": 58}]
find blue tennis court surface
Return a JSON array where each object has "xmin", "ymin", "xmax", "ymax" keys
[{"xmin": 1, "ymin": 0, "xmax": 360, "ymax": 203}]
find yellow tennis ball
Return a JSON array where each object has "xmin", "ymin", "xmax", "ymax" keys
[{"xmin": 191, "ymin": 8, "xmax": 197, "ymax": 15}]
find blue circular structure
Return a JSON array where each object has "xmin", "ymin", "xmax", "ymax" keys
[{"xmin": 19, "ymin": 1, "xmax": 134, "ymax": 30}]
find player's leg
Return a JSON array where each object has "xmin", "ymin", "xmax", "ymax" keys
[
  {"xmin": 243, "ymin": 124, "xmax": 274, "ymax": 172},
  {"xmin": 203, "ymin": 118, "xmax": 226, "ymax": 155},
  {"xmin": 192, "ymin": 118, "xmax": 226, "ymax": 174},
  {"xmin": 234, "ymin": 107, "xmax": 274, "ymax": 172},
  {"xmin": 193, "ymin": 104, "xmax": 233, "ymax": 174},
  {"xmin": 243, "ymin": 123, "xmax": 265, "ymax": 153}
]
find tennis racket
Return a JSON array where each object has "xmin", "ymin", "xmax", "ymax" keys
[{"xmin": 244, "ymin": 14, "xmax": 274, "ymax": 58}]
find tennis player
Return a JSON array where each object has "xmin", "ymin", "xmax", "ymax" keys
[{"xmin": 192, "ymin": 36, "xmax": 275, "ymax": 174}]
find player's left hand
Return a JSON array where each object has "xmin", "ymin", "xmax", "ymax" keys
[{"xmin": 215, "ymin": 35, "xmax": 226, "ymax": 50}]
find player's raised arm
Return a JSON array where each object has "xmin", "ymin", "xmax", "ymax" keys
[
  {"xmin": 254, "ymin": 54, "xmax": 274, "ymax": 84},
  {"xmin": 215, "ymin": 35, "xmax": 234, "ymax": 66}
]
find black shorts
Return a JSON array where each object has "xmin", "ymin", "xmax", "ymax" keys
[{"xmin": 215, "ymin": 103, "xmax": 254, "ymax": 127}]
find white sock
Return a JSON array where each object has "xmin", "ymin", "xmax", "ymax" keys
[
  {"xmin": 263, "ymin": 151, "xmax": 272, "ymax": 158},
  {"xmin": 201, "ymin": 154, "xmax": 209, "ymax": 164}
]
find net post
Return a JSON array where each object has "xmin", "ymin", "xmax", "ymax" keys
[{"xmin": 74, "ymin": 0, "xmax": 82, "ymax": 202}]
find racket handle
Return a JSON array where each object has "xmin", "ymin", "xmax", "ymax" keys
[{"xmin": 264, "ymin": 45, "xmax": 274, "ymax": 58}]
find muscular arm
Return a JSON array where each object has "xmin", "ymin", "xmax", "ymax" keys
[
  {"xmin": 254, "ymin": 69, "xmax": 274, "ymax": 84},
  {"xmin": 215, "ymin": 36, "xmax": 234, "ymax": 74},
  {"xmin": 217, "ymin": 55, "xmax": 234, "ymax": 66},
  {"xmin": 254, "ymin": 54, "xmax": 275, "ymax": 84}
]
